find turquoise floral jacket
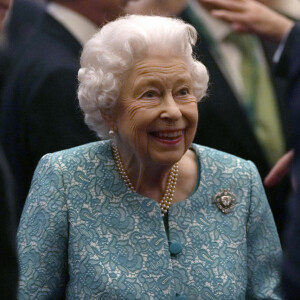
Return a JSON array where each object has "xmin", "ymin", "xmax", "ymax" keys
[{"xmin": 17, "ymin": 141, "xmax": 282, "ymax": 299}]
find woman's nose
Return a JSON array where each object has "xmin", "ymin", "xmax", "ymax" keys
[{"xmin": 160, "ymin": 93, "xmax": 182, "ymax": 120}]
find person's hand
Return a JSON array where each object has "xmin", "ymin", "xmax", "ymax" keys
[
  {"xmin": 264, "ymin": 150, "xmax": 295, "ymax": 187},
  {"xmin": 201, "ymin": 0, "xmax": 294, "ymax": 43}
]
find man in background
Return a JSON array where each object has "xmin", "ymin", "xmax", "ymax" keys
[
  {"xmin": 178, "ymin": 0, "xmax": 295, "ymax": 238},
  {"xmin": 1, "ymin": 0, "xmax": 137, "ymax": 218},
  {"xmin": 195, "ymin": 0, "xmax": 300, "ymax": 297}
]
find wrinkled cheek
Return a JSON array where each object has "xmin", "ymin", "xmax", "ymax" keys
[
  {"xmin": 130, "ymin": 125, "xmax": 150, "ymax": 163},
  {"xmin": 124, "ymin": 106, "xmax": 149, "ymax": 155},
  {"xmin": 131, "ymin": 126, "xmax": 142, "ymax": 150},
  {"xmin": 186, "ymin": 104, "xmax": 199, "ymax": 145},
  {"xmin": 186, "ymin": 102, "xmax": 198, "ymax": 123}
]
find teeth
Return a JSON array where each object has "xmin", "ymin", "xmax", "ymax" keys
[{"xmin": 157, "ymin": 130, "xmax": 183, "ymax": 139}]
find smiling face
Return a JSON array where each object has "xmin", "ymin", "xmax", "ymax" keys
[{"xmin": 108, "ymin": 56, "xmax": 198, "ymax": 167}]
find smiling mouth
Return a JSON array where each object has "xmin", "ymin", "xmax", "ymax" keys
[{"xmin": 150, "ymin": 130, "xmax": 183, "ymax": 140}]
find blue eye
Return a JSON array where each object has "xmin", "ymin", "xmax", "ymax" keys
[
  {"xmin": 142, "ymin": 91, "xmax": 156, "ymax": 98},
  {"xmin": 179, "ymin": 88, "xmax": 189, "ymax": 96}
]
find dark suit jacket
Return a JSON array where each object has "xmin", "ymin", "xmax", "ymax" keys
[
  {"xmin": 0, "ymin": 0, "xmax": 45, "ymax": 114},
  {"xmin": 0, "ymin": 48, "xmax": 9, "ymax": 99},
  {"xmin": 0, "ymin": 12, "xmax": 98, "ymax": 218},
  {"xmin": 277, "ymin": 23, "xmax": 300, "ymax": 299},
  {"xmin": 6, "ymin": 0, "xmax": 45, "ymax": 54},
  {"xmin": 179, "ymin": 6, "xmax": 291, "ymax": 236},
  {"xmin": 0, "ymin": 144, "xmax": 18, "ymax": 300}
]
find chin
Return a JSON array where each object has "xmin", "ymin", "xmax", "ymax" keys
[{"xmin": 150, "ymin": 149, "xmax": 185, "ymax": 166}]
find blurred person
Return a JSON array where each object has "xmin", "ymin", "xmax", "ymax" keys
[
  {"xmin": 0, "ymin": 0, "xmax": 45, "ymax": 108},
  {"xmin": 0, "ymin": 0, "xmax": 137, "ymax": 219},
  {"xmin": 197, "ymin": 0, "xmax": 300, "ymax": 297},
  {"xmin": 17, "ymin": 15, "xmax": 282, "ymax": 299},
  {"xmin": 125, "ymin": 0, "xmax": 188, "ymax": 16},
  {"xmin": 202, "ymin": 0, "xmax": 295, "ymax": 43},
  {"xmin": 0, "ymin": 1, "xmax": 18, "ymax": 299},
  {"xmin": 178, "ymin": 0, "xmax": 292, "ymax": 238},
  {"xmin": 256, "ymin": 0, "xmax": 300, "ymax": 20},
  {"xmin": 5, "ymin": 0, "xmax": 46, "ymax": 55}
]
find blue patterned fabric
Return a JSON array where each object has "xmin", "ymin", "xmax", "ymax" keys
[{"xmin": 17, "ymin": 140, "xmax": 282, "ymax": 299}]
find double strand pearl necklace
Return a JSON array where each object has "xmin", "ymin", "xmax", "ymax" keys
[{"xmin": 111, "ymin": 142, "xmax": 179, "ymax": 216}]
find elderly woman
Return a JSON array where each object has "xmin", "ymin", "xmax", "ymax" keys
[{"xmin": 17, "ymin": 15, "xmax": 282, "ymax": 299}]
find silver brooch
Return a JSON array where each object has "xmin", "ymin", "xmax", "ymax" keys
[{"xmin": 214, "ymin": 188, "xmax": 237, "ymax": 214}]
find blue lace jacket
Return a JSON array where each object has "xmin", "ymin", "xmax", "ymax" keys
[{"xmin": 17, "ymin": 140, "xmax": 282, "ymax": 299}]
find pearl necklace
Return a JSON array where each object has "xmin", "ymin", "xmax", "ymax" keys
[{"xmin": 111, "ymin": 142, "xmax": 179, "ymax": 216}]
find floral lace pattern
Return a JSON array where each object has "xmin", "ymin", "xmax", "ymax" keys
[{"xmin": 17, "ymin": 140, "xmax": 282, "ymax": 299}]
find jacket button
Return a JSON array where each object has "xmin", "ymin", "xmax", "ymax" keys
[{"xmin": 169, "ymin": 242, "xmax": 183, "ymax": 255}]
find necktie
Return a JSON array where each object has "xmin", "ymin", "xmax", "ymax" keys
[{"xmin": 226, "ymin": 33, "xmax": 285, "ymax": 166}]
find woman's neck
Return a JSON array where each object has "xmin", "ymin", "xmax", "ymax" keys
[
  {"xmin": 115, "ymin": 142, "xmax": 197, "ymax": 203},
  {"xmin": 125, "ymin": 154, "xmax": 174, "ymax": 202}
]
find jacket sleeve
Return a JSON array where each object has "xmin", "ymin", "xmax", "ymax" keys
[
  {"xmin": 17, "ymin": 153, "xmax": 68, "ymax": 299},
  {"xmin": 245, "ymin": 161, "xmax": 282, "ymax": 299}
]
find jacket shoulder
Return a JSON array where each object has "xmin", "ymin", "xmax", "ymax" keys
[
  {"xmin": 40, "ymin": 141, "xmax": 110, "ymax": 167},
  {"xmin": 192, "ymin": 143, "xmax": 250, "ymax": 167}
]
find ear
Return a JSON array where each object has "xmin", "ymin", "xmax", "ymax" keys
[{"xmin": 100, "ymin": 107, "xmax": 116, "ymax": 130}]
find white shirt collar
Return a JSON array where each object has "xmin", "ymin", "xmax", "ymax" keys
[
  {"xmin": 188, "ymin": 0, "xmax": 231, "ymax": 43},
  {"xmin": 47, "ymin": 3, "xmax": 98, "ymax": 45}
]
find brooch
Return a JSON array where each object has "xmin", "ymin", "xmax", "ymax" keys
[{"xmin": 214, "ymin": 188, "xmax": 237, "ymax": 214}]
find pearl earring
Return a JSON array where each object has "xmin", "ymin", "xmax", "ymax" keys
[{"xmin": 109, "ymin": 129, "xmax": 115, "ymax": 136}]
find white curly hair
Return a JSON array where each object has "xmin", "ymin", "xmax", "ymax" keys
[{"xmin": 78, "ymin": 14, "xmax": 209, "ymax": 139}]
